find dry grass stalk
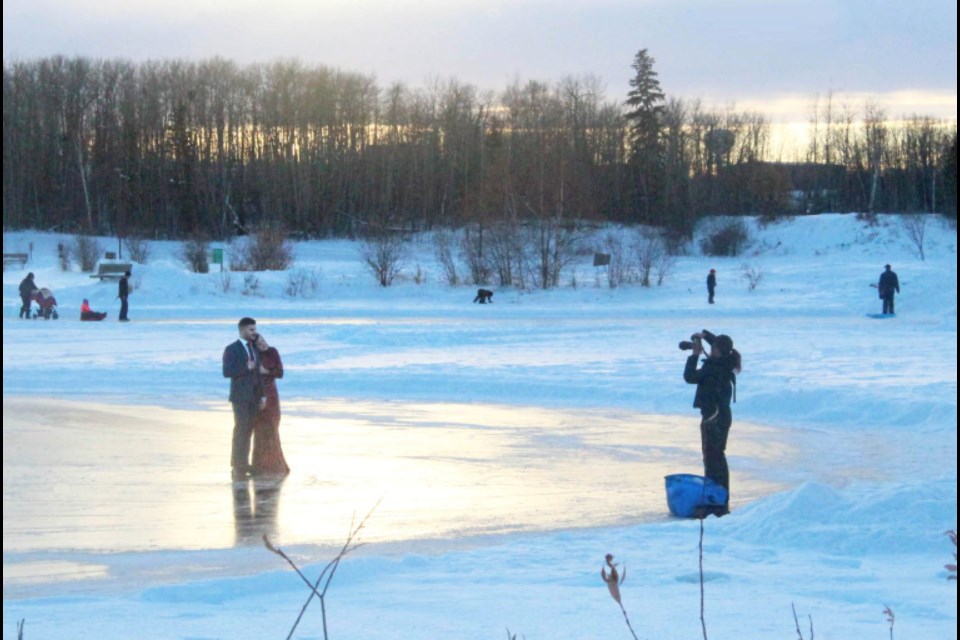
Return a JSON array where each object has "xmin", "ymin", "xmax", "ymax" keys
[
  {"xmin": 945, "ymin": 529, "xmax": 957, "ymax": 579},
  {"xmin": 601, "ymin": 553, "xmax": 638, "ymax": 640},
  {"xmin": 882, "ymin": 605, "xmax": 895, "ymax": 640}
]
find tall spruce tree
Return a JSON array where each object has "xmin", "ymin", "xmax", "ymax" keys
[
  {"xmin": 943, "ymin": 133, "xmax": 957, "ymax": 219},
  {"xmin": 625, "ymin": 49, "xmax": 665, "ymax": 222}
]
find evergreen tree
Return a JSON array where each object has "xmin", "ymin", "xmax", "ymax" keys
[
  {"xmin": 624, "ymin": 48, "xmax": 666, "ymax": 222},
  {"xmin": 943, "ymin": 134, "xmax": 957, "ymax": 219}
]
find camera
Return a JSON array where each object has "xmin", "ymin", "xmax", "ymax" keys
[{"xmin": 678, "ymin": 334, "xmax": 702, "ymax": 351}]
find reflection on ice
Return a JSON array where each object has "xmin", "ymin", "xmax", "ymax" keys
[
  {"xmin": 232, "ymin": 478, "xmax": 284, "ymax": 546},
  {"xmin": 3, "ymin": 397, "xmax": 789, "ymax": 594}
]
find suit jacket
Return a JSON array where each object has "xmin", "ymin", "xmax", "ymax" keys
[{"xmin": 223, "ymin": 339, "xmax": 263, "ymax": 404}]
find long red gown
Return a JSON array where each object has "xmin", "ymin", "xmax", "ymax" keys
[{"xmin": 251, "ymin": 347, "xmax": 290, "ymax": 476}]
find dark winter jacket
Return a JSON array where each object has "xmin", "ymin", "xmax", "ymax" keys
[
  {"xmin": 19, "ymin": 275, "xmax": 36, "ymax": 299},
  {"xmin": 684, "ymin": 354, "xmax": 736, "ymax": 413},
  {"xmin": 118, "ymin": 276, "xmax": 129, "ymax": 298},
  {"xmin": 706, "ymin": 273, "xmax": 716, "ymax": 291},
  {"xmin": 878, "ymin": 269, "xmax": 899, "ymax": 297}
]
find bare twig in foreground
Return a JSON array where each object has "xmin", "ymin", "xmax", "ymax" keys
[{"xmin": 265, "ymin": 498, "xmax": 382, "ymax": 640}]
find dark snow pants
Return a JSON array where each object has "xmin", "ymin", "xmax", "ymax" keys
[
  {"xmin": 700, "ymin": 404, "xmax": 731, "ymax": 498},
  {"xmin": 882, "ymin": 292, "xmax": 895, "ymax": 315}
]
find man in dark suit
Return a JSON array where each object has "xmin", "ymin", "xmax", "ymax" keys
[{"xmin": 223, "ymin": 317, "xmax": 264, "ymax": 479}]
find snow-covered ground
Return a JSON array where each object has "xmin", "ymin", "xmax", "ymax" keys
[{"xmin": 3, "ymin": 213, "xmax": 957, "ymax": 639}]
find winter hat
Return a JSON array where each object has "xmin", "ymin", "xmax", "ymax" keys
[
  {"xmin": 709, "ymin": 269, "xmax": 716, "ymax": 273},
  {"xmin": 715, "ymin": 334, "xmax": 734, "ymax": 356}
]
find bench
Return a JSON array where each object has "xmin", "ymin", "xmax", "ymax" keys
[
  {"xmin": 90, "ymin": 263, "xmax": 133, "ymax": 280},
  {"xmin": 3, "ymin": 253, "xmax": 28, "ymax": 268}
]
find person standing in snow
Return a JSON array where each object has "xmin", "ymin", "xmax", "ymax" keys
[
  {"xmin": 250, "ymin": 333, "xmax": 289, "ymax": 477},
  {"xmin": 878, "ymin": 264, "xmax": 900, "ymax": 315},
  {"xmin": 19, "ymin": 272, "xmax": 38, "ymax": 319},
  {"xmin": 223, "ymin": 317, "xmax": 264, "ymax": 480},
  {"xmin": 118, "ymin": 271, "xmax": 131, "ymax": 321},
  {"xmin": 684, "ymin": 329, "xmax": 741, "ymax": 515},
  {"xmin": 706, "ymin": 269, "xmax": 717, "ymax": 304}
]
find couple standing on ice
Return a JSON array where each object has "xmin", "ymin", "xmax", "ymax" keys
[{"xmin": 223, "ymin": 317, "xmax": 290, "ymax": 481}]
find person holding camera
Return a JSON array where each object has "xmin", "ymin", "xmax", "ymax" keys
[{"xmin": 682, "ymin": 330, "xmax": 741, "ymax": 515}]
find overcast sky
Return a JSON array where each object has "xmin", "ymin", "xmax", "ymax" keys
[{"xmin": 3, "ymin": 0, "xmax": 957, "ymax": 124}]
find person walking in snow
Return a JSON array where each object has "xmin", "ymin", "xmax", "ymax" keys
[
  {"xmin": 878, "ymin": 264, "xmax": 900, "ymax": 315},
  {"xmin": 19, "ymin": 272, "xmax": 37, "ymax": 319},
  {"xmin": 118, "ymin": 271, "xmax": 131, "ymax": 321},
  {"xmin": 706, "ymin": 269, "xmax": 717, "ymax": 304},
  {"xmin": 684, "ymin": 329, "xmax": 741, "ymax": 516}
]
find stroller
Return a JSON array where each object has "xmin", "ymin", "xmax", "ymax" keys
[{"xmin": 31, "ymin": 288, "xmax": 59, "ymax": 320}]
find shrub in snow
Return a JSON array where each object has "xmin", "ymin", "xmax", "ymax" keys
[
  {"xmin": 124, "ymin": 235, "xmax": 151, "ymax": 264},
  {"xmin": 218, "ymin": 271, "xmax": 233, "ymax": 294},
  {"xmin": 286, "ymin": 268, "xmax": 321, "ymax": 298},
  {"xmin": 359, "ymin": 231, "xmax": 406, "ymax": 287},
  {"xmin": 72, "ymin": 234, "xmax": 101, "ymax": 272},
  {"xmin": 602, "ymin": 230, "xmax": 633, "ymax": 289},
  {"xmin": 433, "ymin": 229, "xmax": 460, "ymax": 285},
  {"xmin": 242, "ymin": 274, "xmax": 260, "ymax": 296},
  {"xmin": 700, "ymin": 218, "xmax": 751, "ymax": 257},
  {"xmin": 180, "ymin": 236, "xmax": 210, "ymax": 273},
  {"xmin": 57, "ymin": 242, "xmax": 72, "ymax": 272},
  {"xmin": 459, "ymin": 226, "xmax": 491, "ymax": 286},
  {"xmin": 236, "ymin": 227, "xmax": 294, "ymax": 271},
  {"xmin": 741, "ymin": 263, "xmax": 763, "ymax": 291}
]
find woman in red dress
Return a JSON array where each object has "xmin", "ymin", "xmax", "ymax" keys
[{"xmin": 251, "ymin": 334, "xmax": 290, "ymax": 476}]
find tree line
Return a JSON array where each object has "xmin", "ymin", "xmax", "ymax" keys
[{"xmin": 3, "ymin": 53, "xmax": 957, "ymax": 239}]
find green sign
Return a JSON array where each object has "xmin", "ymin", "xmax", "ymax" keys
[{"xmin": 212, "ymin": 248, "xmax": 224, "ymax": 264}]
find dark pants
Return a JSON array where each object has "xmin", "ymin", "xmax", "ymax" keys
[
  {"xmin": 700, "ymin": 404, "xmax": 732, "ymax": 498},
  {"xmin": 20, "ymin": 294, "xmax": 31, "ymax": 318},
  {"xmin": 119, "ymin": 296, "xmax": 129, "ymax": 320},
  {"xmin": 882, "ymin": 293, "xmax": 895, "ymax": 314},
  {"xmin": 231, "ymin": 400, "xmax": 259, "ymax": 474},
  {"xmin": 708, "ymin": 287, "xmax": 715, "ymax": 304}
]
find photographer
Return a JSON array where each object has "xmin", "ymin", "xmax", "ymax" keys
[{"xmin": 682, "ymin": 330, "xmax": 741, "ymax": 515}]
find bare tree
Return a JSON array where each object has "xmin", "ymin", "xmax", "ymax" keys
[
  {"xmin": 181, "ymin": 234, "xmax": 210, "ymax": 273},
  {"xmin": 602, "ymin": 230, "xmax": 633, "ymax": 288},
  {"xmin": 433, "ymin": 228, "xmax": 461, "ymax": 285},
  {"xmin": 124, "ymin": 235, "xmax": 151, "ymax": 264},
  {"xmin": 72, "ymin": 234, "xmax": 102, "ymax": 272},
  {"xmin": 632, "ymin": 227, "xmax": 667, "ymax": 287},
  {"xmin": 359, "ymin": 231, "xmax": 406, "ymax": 286},
  {"xmin": 901, "ymin": 213, "xmax": 930, "ymax": 260}
]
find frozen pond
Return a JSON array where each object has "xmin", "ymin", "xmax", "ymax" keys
[{"xmin": 3, "ymin": 397, "xmax": 788, "ymax": 596}]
